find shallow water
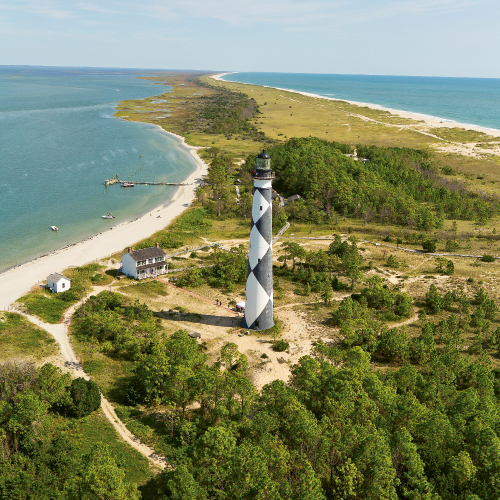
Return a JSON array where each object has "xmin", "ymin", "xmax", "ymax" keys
[{"xmin": 0, "ymin": 67, "xmax": 198, "ymax": 273}]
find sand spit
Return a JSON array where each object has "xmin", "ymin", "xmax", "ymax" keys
[{"xmin": 211, "ymin": 73, "xmax": 500, "ymax": 142}]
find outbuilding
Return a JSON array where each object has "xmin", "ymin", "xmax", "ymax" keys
[{"xmin": 47, "ymin": 273, "xmax": 71, "ymax": 293}]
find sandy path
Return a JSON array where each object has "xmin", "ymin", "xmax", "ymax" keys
[
  {"xmin": 19, "ymin": 290, "xmax": 167, "ymax": 470},
  {"xmin": 0, "ymin": 133, "xmax": 208, "ymax": 312}
]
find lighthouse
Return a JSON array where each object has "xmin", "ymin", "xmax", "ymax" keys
[{"xmin": 243, "ymin": 150, "xmax": 275, "ymax": 330}]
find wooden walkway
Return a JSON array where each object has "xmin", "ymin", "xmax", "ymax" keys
[{"xmin": 104, "ymin": 178, "xmax": 191, "ymax": 186}]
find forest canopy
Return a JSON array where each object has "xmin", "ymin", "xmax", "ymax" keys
[{"xmin": 249, "ymin": 137, "xmax": 495, "ymax": 228}]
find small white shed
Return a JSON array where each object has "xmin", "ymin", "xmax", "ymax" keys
[{"xmin": 47, "ymin": 273, "xmax": 71, "ymax": 293}]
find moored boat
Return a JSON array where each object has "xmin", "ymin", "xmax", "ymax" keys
[
  {"xmin": 101, "ymin": 213, "xmax": 115, "ymax": 219},
  {"xmin": 121, "ymin": 181, "xmax": 135, "ymax": 187},
  {"xmin": 50, "ymin": 226, "xmax": 58, "ymax": 231}
]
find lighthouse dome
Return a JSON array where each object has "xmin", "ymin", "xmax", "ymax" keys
[{"xmin": 256, "ymin": 150, "xmax": 271, "ymax": 171}]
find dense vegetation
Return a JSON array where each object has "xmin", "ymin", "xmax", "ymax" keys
[
  {"xmin": 59, "ymin": 266, "xmax": 500, "ymax": 500},
  {"xmin": 0, "ymin": 361, "xmax": 144, "ymax": 499},
  {"xmin": 186, "ymin": 87, "xmax": 268, "ymax": 143},
  {"xmin": 242, "ymin": 137, "xmax": 496, "ymax": 228}
]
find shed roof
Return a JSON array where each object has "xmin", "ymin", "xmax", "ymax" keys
[
  {"xmin": 125, "ymin": 246, "xmax": 166, "ymax": 261},
  {"xmin": 47, "ymin": 272, "xmax": 70, "ymax": 283}
]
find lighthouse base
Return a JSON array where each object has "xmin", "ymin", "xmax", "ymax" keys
[{"xmin": 242, "ymin": 298, "xmax": 274, "ymax": 331}]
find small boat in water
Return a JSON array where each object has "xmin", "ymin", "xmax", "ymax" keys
[
  {"xmin": 50, "ymin": 226, "xmax": 58, "ymax": 231},
  {"xmin": 101, "ymin": 213, "xmax": 115, "ymax": 219},
  {"xmin": 121, "ymin": 181, "xmax": 135, "ymax": 187}
]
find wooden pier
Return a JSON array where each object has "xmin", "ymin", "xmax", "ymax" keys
[{"xmin": 104, "ymin": 177, "xmax": 191, "ymax": 187}]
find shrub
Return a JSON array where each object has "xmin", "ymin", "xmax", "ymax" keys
[
  {"xmin": 422, "ymin": 239, "xmax": 437, "ymax": 253},
  {"xmin": 386, "ymin": 255, "xmax": 400, "ymax": 268},
  {"xmin": 177, "ymin": 268, "xmax": 204, "ymax": 288},
  {"xmin": 425, "ymin": 284, "xmax": 443, "ymax": 314},
  {"xmin": 445, "ymin": 240, "xmax": 460, "ymax": 252},
  {"xmin": 273, "ymin": 340, "xmax": 289, "ymax": 352},
  {"xmin": 68, "ymin": 378, "xmax": 101, "ymax": 418},
  {"xmin": 481, "ymin": 255, "xmax": 496, "ymax": 262}
]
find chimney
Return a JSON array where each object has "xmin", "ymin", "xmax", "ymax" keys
[
  {"xmin": 155, "ymin": 242, "xmax": 159, "ymax": 248},
  {"xmin": 128, "ymin": 247, "xmax": 132, "ymax": 253}
]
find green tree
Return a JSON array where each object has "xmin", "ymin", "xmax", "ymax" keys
[
  {"xmin": 165, "ymin": 465, "xmax": 207, "ymax": 500},
  {"xmin": 425, "ymin": 284, "xmax": 444, "ymax": 314},
  {"xmin": 341, "ymin": 240, "xmax": 364, "ymax": 291},
  {"xmin": 76, "ymin": 443, "xmax": 140, "ymax": 500},
  {"xmin": 422, "ymin": 239, "xmax": 436, "ymax": 253},
  {"xmin": 177, "ymin": 267, "xmax": 204, "ymax": 288},
  {"xmin": 36, "ymin": 363, "xmax": 71, "ymax": 408},
  {"xmin": 68, "ymin": 378, "xmax": 101, "ymax": 418},
  {"xmin": 281, "ymin": 242, "xmax": 306, "ymax": 270}
]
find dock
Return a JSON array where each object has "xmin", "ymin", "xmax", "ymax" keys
[{"xmin": 104, "ymin": 177, "xmax": 191, "ymax": 187}]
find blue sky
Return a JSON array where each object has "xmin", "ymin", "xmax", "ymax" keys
[{"xmin": 0, "ymin": 0, "xmax": 498, "ymax": 77}]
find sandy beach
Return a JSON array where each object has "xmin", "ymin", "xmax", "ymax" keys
[{"xmin": 0, "ymin": 130, "xmax": 208, "ymax": 311}]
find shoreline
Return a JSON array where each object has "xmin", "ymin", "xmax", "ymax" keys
[
  {"xmin": 212, "ymin": 73, "xmax": 500, "ymax": 138},
  {"xmin": 0, "ymin": 129, "xmax": 208, "ymax": 310}
]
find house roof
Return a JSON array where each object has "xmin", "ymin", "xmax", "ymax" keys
[
  {"xmin": 47, "ymin": 272, "xmax": 70, "ymax": 283},
  {"xmin": 125, "ymin": 246, "xmax": 166, "ymax": 261}
]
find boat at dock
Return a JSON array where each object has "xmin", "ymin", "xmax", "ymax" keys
[
  {"xmin": 121, "ymin": 181, "xmax": 135, "ymax": 187},
  {"xmin": 101, "ymin": 213, "xmax": 115, "ymax": 219},
  {"xmin": 50, "ymin": 226, "xmax": 58, "ymax": 231}
]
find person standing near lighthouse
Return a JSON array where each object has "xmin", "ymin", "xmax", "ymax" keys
[{"xmin": 243, "ymin": 150, "xmax": 275, "ymax": 331}]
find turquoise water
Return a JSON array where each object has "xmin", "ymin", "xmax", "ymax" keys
[
  {"xmin": 0, "ymin": 66, "xmax": 198, "ymax": 273},
  {"xmin": 221, "ymin": 73, "xmax": 500, "ymax": 132}
]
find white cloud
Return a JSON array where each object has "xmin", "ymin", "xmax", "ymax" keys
[
  {"xmin": 0, "ymin": 0, "xmax": 483, "ymax": 31},
  {"xmin": 0, "ymin": 0, "xmax": 76, "ymax": 19}
]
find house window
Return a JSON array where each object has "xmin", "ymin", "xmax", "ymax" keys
[
  {"xmin": 260, "ymin": 206, "xmax": 262, "ymax": 211},
  {"xmin": 62, "ymin": 283, "xmax": 65, "ymax": 289}
]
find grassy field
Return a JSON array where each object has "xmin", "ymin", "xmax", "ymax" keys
[
  {"xmin": 0, "ymin": 312, "xmax": 59, "ymax": 362},
  {"xmin": 17, "ymin": 263, "xmax": 112, "ymax": 324}
]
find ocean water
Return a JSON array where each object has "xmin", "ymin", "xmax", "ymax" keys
[
  {"xmin": 0, "ymin": 66, "xmax": 198, "ymax": 273},
  {"xmin": 220, "ymin": 73, "xmax": 500, "ymax": 132}
]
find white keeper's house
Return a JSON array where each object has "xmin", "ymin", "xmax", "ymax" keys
[
  {"xmin": 121, "ymin": 243, "xmax": 167, "ymax": 280},
  {"xmin": 47, "ymin": 273, "xmax": 71, "ymax": 293}
]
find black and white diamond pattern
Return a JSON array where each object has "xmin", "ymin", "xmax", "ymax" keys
[{"xmin": 243, "ymin": 179, "xmax": 274, "ymax": 330}]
